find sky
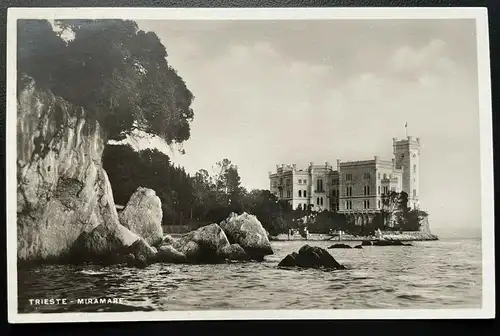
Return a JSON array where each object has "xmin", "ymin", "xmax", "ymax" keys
[{"xmin": 125, "ymin": 19, "xmax": 481, "ymax": 238}]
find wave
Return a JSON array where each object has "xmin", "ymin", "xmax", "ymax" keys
[
  {"xmin": 78, "ymin": 270, "xmax": 107, "ymax": 276},
  {"xmin": 396, "ymin": 294, "xmax": 425, "ymax": 301}
]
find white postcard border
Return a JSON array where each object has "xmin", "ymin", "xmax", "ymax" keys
[{"xmin": 6, "ymin": 7, "xmax": 495, "ymax": 323}]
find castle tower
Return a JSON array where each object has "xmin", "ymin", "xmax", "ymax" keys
[{"xmin": 393, "ymin": 136, "xmax": 421, "ymax": 208}]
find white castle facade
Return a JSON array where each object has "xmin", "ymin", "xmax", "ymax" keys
[{"xmin": 268, "ymin": 136, "xmax": 421, "ymax": 225}]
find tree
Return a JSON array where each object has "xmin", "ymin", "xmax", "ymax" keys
[
  {"xmin": 401, "ymin": 209, "xmax": 427, "ymax": 231},
  {"xmin": 17, "ymin": 19, "xmax": 194, "ymax": 144},
  {"xmin": 191, "ymin": 169, "xmax": 214, "ymax": 220},
  {"xmin": 224, "ymin": 166, "xmax": 245, "ymax": 212},
  {"xmin": 102, "ymin": 144, "xmax": 195, "ymax": 225}
]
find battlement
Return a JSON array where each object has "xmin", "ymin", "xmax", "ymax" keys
[
  {"xmin": 393, "ymin": 136, "xmax": 420, "ymax": 145},
  {"xmin": 339, "ymin": 159, "xmax": 376, "ymax": 167},
  {"xmin": 308, "ymin": 161, "xmax": 333, "ymax": 169}
]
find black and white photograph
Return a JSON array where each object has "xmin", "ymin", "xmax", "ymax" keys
[{"xmin": 6, "ymin": 7, "xmax": 494, "ymax": 323}]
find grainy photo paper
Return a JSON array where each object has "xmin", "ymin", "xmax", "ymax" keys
[{"xmin": 6, "ymin": 7, "xmax": 495, "ymax": 323}]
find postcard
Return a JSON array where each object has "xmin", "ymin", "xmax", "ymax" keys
[{"xmin": 6, "ymin": 7, "xmax": 495, "ymax": 323}]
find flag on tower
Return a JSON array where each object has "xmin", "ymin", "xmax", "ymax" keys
[{"xmin": 405, "ymin": 121, "xmax": 407, "ymax": 128}]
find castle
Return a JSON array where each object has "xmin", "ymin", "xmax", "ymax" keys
[{"xmin": 268, "ymin": 136, "xmax": 421, "ymax": 226}]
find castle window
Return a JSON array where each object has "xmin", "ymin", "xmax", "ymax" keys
[
  {"xmin": 346, "ymin": 186, "xmax": 352, "ymax": 197},
  {"xmin": 298, "ymin": 190, "xmax": 302, "ymax": 197},
  {"xmin": 317, "ymin": 197, "xmax": 320, "ymax": 205},
  {"xmin": 364, "ymin": 186, "xmax": 370, "ymax": 195},
  {"xmin": 378, "ymin": 186, "xmax": 381, "ymax": 194},
  {"xmin": 378, "ymin": 200, "xmax": 381, "ymax": 208},
  {"xmin": 279, "ymin": 190, "xmax": 283, "ymax": 198},
  {"xmin": 346, "ymin": 174, "xmax": 352, "ymax": 181},
  {"xmin": 316, "ymin": 179, "xmax": 324, "ymax": 191},
  {"xmin": 413, "ymin": 189, "xmax": 417, "ymax": 197},
  {"xmin": 364, "ymin": 173, "xmax": 370, "ymax": 180},
  {"xmin": 413, "ymin": 164, "xmax": 417, "ymax": 173},
  {"xmin": 304, "ymin": 190, "xmax": 307, "ymax": 198},
  {"xmin": 320, "ymin": 197, "xmax": 324, "ymax": 206}
]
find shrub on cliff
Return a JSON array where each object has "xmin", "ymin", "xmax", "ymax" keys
[{"xmin": 17, "ymin": 19, "xmax": 194, "ymax": 144}]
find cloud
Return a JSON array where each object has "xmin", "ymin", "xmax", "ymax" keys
[{"xmin": 388, "ymin": 38, "xmax": 458, "ymax": 82}]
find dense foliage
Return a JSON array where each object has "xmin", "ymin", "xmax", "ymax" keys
[
  {"xmin": 17, "ymin": 19, "xmax": 194, "ymax": 143},
  {"xmin": 103, "ymin": 145, "xmax": 194, "ymax": 225}
]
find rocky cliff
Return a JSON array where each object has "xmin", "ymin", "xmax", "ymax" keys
[{"xmin": 16, "ymin": 77, "xmax": 133, "ymax": 263}]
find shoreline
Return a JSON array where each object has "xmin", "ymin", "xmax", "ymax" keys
[
  {"xmin": 269, "ymin": 232, "xmax": 439, "ymax": 242},
  {"xmin": 168, "ymin": 231, "xmax": 439, "ymax": 242}
]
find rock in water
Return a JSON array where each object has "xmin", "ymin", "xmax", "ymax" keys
[
  {"xmin": 126, "ymin": 239, "xmax": 157, "ymax": 260},
  {"xmin": 278, "ymin": 245, "xmax": 345, "ymax": 270},
  {"xmin": 328, "ymin": 243, "xmax": 352, "ymax": 249},
  {"xmin": 361, "ymin": 241, "xmax": 373, "ymax": 246},
  {"xmin": 119, "ymin": 187, "xmax": 163, "ymax": 246},
  {"xmin": 156, "ymin": 245, "xmax": 188, "ymax": 264},
  {"xmin": 17, "ymin": 77, "xmax": 125, "ymax": 263},
  {"xmin": 124, "ymin": 239, "xmax": 157, "ymax": 268},
  {"xmin": 69, "ymin": 223, "xmax": 141, "ymax": 265},
  {"xmin": 373, "ymin": 240, "xmax": 413, "ymax": 246},
  {"xmin": 219, "ymin": 212, "xmax": 274, "ymax": 260},
  {"xmin": 220, "ymin": 243, "xmax": 250, "ymax": 261},
  {"xmin": 159, "ymin": 234, "xmax": 176, "ymax": 246},
  {"xmin": 170, "ymin": 224, "xmax": 231, "ymax": 263},
  {"xmin": 354, "ymin": 245, "xmax": 363, "ymax": 249}
]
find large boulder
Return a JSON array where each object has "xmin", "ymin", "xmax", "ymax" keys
[
  {"xmin": 17, "ymin": 77, "xmax": 124, "ymax": 263},
  {"xmin": 219, "ymin": 212, "xmax": 273, "ymax": 260},
  {"xmin": 156, "ymin": 228, "xmax": 251, "ymax": 264},
  {"xmin": 220, "ymin": 243, "xmax": 250, "ymax": 261},
  {"xmin": 169, "ymin": 224, "xmax": 231, "ymax": 263},
  {"xmin": 68, "ymin": 223, "xmax": 141, "ymax": 265},
  {"xmin": 278, "ymin": 245, "xmax": 345, "ymax": 270},
  {"xmin": 156, "ymin": 245, "xmax": 188, "ymax": 264},
  {"xmin": 119, "ymin": 187, "xmax": 163, "ymax": 246},
  {"xmin": 124, "ymin": 238, "xmax": 158, "ymax": 268}
]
